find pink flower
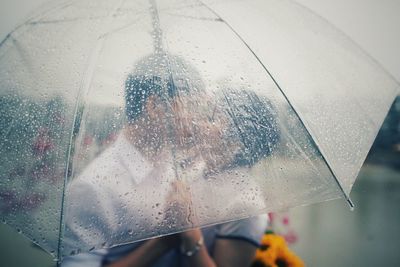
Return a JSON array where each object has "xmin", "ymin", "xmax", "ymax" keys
[
  {"xmin": 32, "ymin": 128, "xmax": 54, "ymax": 155},
  {"xmin": 0, "ymin": 190, "xmax": 46, "ymax": 213},
  {"xmin": 282, "ymin": 216, "xmax": 290, "ymax": 225},
  {"xmin": 268, "ymin": 212, "xmax": 275, "ymax": 223},
  {"xmin": 283, "ymin": 231, "xmax": 298, "ymax": 245},
  {"xmin": 20, "ymin": 193, "xmax": 46, "ymax": 211},
  {"xmin": 101, "ymin": 132, "xmax": 118, "ymax": 146},
  {"xmin": 83, "ymin": 135, "xmax": 94, "ymax": 146}
]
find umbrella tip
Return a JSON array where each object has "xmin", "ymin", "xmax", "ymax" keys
[{"xmin": 346, "ymin": 197, "xmax": 355, "ymax": 211}]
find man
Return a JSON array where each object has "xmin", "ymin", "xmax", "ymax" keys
[{"xmin": 62, "ymin": 54, "xmax": 273, "ymax": 267}]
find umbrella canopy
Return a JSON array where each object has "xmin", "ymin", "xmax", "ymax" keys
[{"xmin": 0, "ymin": 0, "xmax": 398, "ymax": 261}]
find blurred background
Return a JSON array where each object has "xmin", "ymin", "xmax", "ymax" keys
[{"xmin": 0, "ymin": 0, "xmax": 399, "ymax": 266}]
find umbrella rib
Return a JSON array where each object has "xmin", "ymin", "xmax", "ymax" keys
[
  {"xmin": 56, "ymin": 0, "xmax": 129, "ymax": 262},
  {"xmin": 164, "ymin": 12, "xmax": 222, "ymax": 22},
  {"xmin": 149, "ymin": 0, "xmax": 198, "ymax": 227},
  {"xmin": 98, "ymin": 16, "xmax": 144, "ymax": 40},
  {"xmin": 27, "ymin": 15, "xmax": 107, "ymax": 25},
  {"xmin": 0, "ymin": 0, "xmax": 76, "ymax": 51},
  {"xmin": 0, "ymin": 0, "xmax": 80, "ymax": 64},
  {"xmin": 197, "ymin": 0, "xmax": 354, "ymax": 208}
]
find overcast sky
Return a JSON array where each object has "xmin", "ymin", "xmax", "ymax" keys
[{"xmin": 0, "ymin": 0, "xmax": 399, "ymax": 82}]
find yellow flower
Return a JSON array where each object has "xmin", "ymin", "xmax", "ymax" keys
[{"xmin": 252, "ymin": 233, "xmax": 305, "ymax": 267}]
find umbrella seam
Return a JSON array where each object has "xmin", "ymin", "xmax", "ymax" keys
[
  {"xmin": 149, "ymin": 0, "xmax": 198, "ymax": 228},
  {"xmin": 0, "ymin": 0, "xmax": 78, "ymax": 59},
  {"xmin": 56, "ymin": 0, "xmax": 128, "ymax": 263},
  {"xmin": 197, "ymin": 0, "xmax": 353, "ymax": 208}
]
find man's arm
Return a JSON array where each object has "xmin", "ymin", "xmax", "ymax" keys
[
  {"xmin": 104, "ymin": 235, "xmax": 178, "ymax": 267},
  {"xmin": 179, "ymin": 229, "xmax": 258, "ymax": 267},
  {"xmin": 213, "ymin": 238, "xmax": 258, "ymax": 267},
  {"xmin": 179, "ymin": 229, "xmax": 217, "ymax": 267}
]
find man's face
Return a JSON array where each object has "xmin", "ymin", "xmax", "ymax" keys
[
  {"xmin": 169, "ymin": 94, "xmax": 212, "ymax": 150},
  {"xmin": 169, "ymin": 94, "xmax": 242, "ymax": 174},
  {"xmin": 199, "ymin": 102, "xmax": 242, "ymax": 175}
]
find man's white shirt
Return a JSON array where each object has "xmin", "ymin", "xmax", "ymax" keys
[{"xmin": 62, "ymin": 133, "xmax": 268, "ymax": 266}]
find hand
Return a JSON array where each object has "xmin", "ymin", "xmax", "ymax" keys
[
  {"xmin": 156, "ymin": 229, "xmax": 202, "ymax": 253},
  {"xmin": 157, "ymin": 233, "xmax": 181, "ymax": 250},
  {"xmin": 164, "ymin": 180, "xmax": 196, "ymax": 228},
  {"xmin": 179, "ymin": 228, "xmax": 203, "ymax": 252}
]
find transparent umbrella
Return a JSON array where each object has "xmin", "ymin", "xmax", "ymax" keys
[{"xmin": 0, "ymin": 0, "xmax": 398, "ymax": 262}]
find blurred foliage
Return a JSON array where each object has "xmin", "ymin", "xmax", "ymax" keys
[
  {"xmin": 0, "ymin": 93, "xmax": 125, "ymax": 213},
  {"xmin": 0, "ymin": 94, "xmax": 70, "ymax": 214}
]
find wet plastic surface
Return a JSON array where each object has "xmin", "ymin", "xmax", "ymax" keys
[{"xmin": 0, "ymin": 0, "xmax": 397, "ymax": 259}]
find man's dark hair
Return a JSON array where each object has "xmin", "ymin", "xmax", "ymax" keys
[
  {"xmin": 222, "ymin": 89, "xmax": 280, "ymax": 167},
  {"xmin": 125, "ymin": 54, "xmax": 203, "ymax": 123}
]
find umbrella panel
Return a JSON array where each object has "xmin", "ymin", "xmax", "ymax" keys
[
  {"xmin": 61, "ymin": 0, "xmax": 342, "ymax": 255},
  {"xmin": 0, "ymin": 0, "xmax": 123, "ymax": 258},
  {"xmin": 1, "ymin": 0, "xmax": 394, "ymax": 259},
  {"xmin": 203, "ymin": 0, "xmax": 400, "ymax": 194}
]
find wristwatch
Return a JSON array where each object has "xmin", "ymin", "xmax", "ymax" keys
[{"xmin": 180, "ymin": 236, "xmax": 204, "ymax": 257}]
